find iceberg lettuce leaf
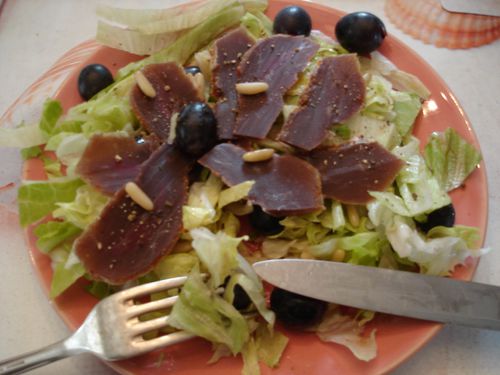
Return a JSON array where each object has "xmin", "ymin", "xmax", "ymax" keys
[
  {"xmin": 34, "ymin": 221, "xmax": 82, "ymax": 253},
  {"xmin": 168, "ymin": 271, "xmax": 249, "ymax": 354},
  {"xmin": 424, "ymin": 128, "xmax": 482, "ymax": 192},
  {"xmin": 18, "ymin": 179, "xmax": 85, "ymax": 226}
]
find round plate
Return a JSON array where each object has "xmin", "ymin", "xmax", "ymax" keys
[{"xmin": 20, "ymin": 1, "xmax": 487, "ymax": 374}]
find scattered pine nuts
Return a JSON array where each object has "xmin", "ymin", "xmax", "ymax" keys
[
  {"xmin": 125, "ymin": 182, "xmax": 154, "ymax": 211},
  {"xmin": 134, "ymin": 70, "xmax": 156, "ymax": 98},
  {"xmin": 167, "ymin": 112, "xmax": 179, "ymax": 144},
  {"xmin": 242, "ymin": 148, "xmax": 275, "ymax": 162},
  {"xmin": 346, "ymin": 204, "xmax": 360, "ymax": 228},
  {"xmin": 236, "ymin": 81, "xmax": 269, "ymax": 95}
]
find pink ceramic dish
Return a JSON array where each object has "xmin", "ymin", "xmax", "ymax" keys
[{"xmin": 15, "ymin": 1, "xmax": 487, "ymax": 374}]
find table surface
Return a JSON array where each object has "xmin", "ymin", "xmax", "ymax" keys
[{"xmin": 0, "ymin": 0, "xmax": 499, "ymax": 374}]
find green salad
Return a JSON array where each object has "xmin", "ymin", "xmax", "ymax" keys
[{"xmin": 1, "ymin": 1, "xmax": 487, "ymax": 373}]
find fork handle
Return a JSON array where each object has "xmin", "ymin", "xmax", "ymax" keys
[{"xmin": 0, "ymin": 339, "xmax": 80, "ymax": 374}]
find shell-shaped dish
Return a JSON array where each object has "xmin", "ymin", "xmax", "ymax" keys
[{"xmin": 385, "ymin": 0, "xmax": 500, "ymax": 48}]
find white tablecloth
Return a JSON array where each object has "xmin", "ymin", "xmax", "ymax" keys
[{"xmin": 0, "ymin": 1, "xmax": 499, "ymax": 374}]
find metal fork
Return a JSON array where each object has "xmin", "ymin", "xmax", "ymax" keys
[{"xmin": 0, "ymin": 276, "xmax": 196, "ymax": 374}]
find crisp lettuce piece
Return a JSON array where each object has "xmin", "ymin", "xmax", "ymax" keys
[
  {"xmin": 362, "ymin": 74, "xmax": 394, "ymax": 121},
  {"xmin": 318, "ymin": 200, "xmax": 346, "ymax": 232},
  {"xmin": 21, "ymin": 145, "xmax": 42, "ymax": 160},
  {"xmin": 427, "ymin": 225, "xmax": 480, "ymax": 248},
  {"xmin": 254, "ymin": 324, "xmax": 288, "ymax": 368},
  {"xmin": 218, "ymin": 181, "xmax": 254, "ymax": 209},
  {"xmin": 18, "ymin": 178, "xmax": 84, "ymax": 226},
  {"xmin": 316, "ymin": 307, "xmax": 377, "ymax": 362},
  {"xmin": 183, "ymin": 174, "xmax": 223, "ymax": 230},
  {"xmin": 339, "ymin": 232, "xmax": 386, "ymax": 266},
  {"xmin": 424, "ymin": 128, "xmax": 482, "ymax": 192},
  {"xmin": 39, "ymin": 99, "xmax": 63, "ymax": 137},
  {"xmin": 220, "ymin": 212, "xmax": 241, "ymax": 237},
  {"xmin": 261, "ymin": 239, "xmax": 297, "ymax": 259},
  {"xmin": 154, "ymin": 252, "xmax": 200, "ymax": 279},
  {"xmin": 308, "ymin": 238, "xmax": 337, "ymax": 259},
  {"xmin": 168, "ymin": 271, "xmax": 249, "ymax": 354},
  {"xmin": 0, "ymin": 125, "xmax": 47, "ymax": 148},
  {"xmin": 53, "ymin": 185, "xmax": 109, "ymax": 229},
  {"xmin": 241, "ymin": 11, "xmax": 271, "ymax": 39},
  {"xmin": 368, "ymin": 201, "xmax": 488, "ymax": 275},
  {"xmin": 117, "ymin": 3, "xmax": 245, "ymax": 79},
  {"xmin": 242, "ymin": 338, "xmax": 260, "ymax": 375},
  {"xmin": 34, "ymin": 221, "xmax": 82, "ymax": 253},
  {"xmin": 53, "ymin": 133, "xmax": 90, "ymax": 176},
  {"xmin": 50, "ymin": 246, "xmax": 85, "ymax": 298},
  {"xmin": 370, "ymin": 137, "xmax": 450, "ymax": 217},
  {"xmin": 190, "ymin": 227, "xmax": 245, "ymax": 287},
  {"xmin": 391, "ymin": 91, "xmax": 421, "ymax": 137},
  {"xmin": 41, "ymin": 155, "xmax": 63, "ymax": 178}
]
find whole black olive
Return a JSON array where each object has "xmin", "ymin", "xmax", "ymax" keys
[
  {"xmin": 417, "ymin": 203, "xmax": 456, "ymax": 233},
  {"xmin": 335, "ymin": 12, "xmax": 387, "ymax": 54},
  {"xmin": 184, "ymin": 66, "xmax": 202, "ymax": 76},
  {"xmin": 270, "ymin": 288, "xmax": 327, "ymax": 328},
  {"xmin": 232, "ymin": 284, "xmax": 252, "ymax": 311},
  {"xmin": 249, "ymin": 205, "xmax": 284, "ymax": 235},
  {"xmin": 78, "ymin": 64, "xmax": 114, "ymax": 101},
  {"xmin": 175, "ymin": 102, "xmax": 218, "ymax": 157},
  {"xmin": 273, "ymin": 6, "xmax": 312, "ymax": 36}
]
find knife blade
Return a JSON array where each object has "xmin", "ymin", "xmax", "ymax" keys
[{"xmin": 253, "ymin": 259, "xmax": 500, "ymax": 330}]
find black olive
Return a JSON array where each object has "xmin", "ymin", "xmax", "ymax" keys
[
  {"xmin": 188, "ymin": 162, "xmax": 205, "ymax": 184},
  {"xmin": 175, "ymin": 102, "xmax": 218, "ymax": 157},
  {"xmin": 184, "ymin": 66, "xmax": 202, "ymax": 76},
  {"xmin": 78, "ymin": 64, "xmax": 114, "ymax": 101},
  {"xmin": 270, "ymin": 287, "xmax": 327, "ymax": 328},
  {"xmin": 232, "ymin": 284, "xmax": 252, "ymax": 311},
  {"xmin": 273, "ymin": 6, "xmax": 312, "ymax": 36},
  {"xmin": 335, "ymin": 12, "xmax": 387, "ymax": 54},
  {"xmin": 417, "ymin": 203, "xmax": 456, "ymax": 233},
  {"xmin": 249, "ymin": 205, "xmax": 284, "ymax": 235}
]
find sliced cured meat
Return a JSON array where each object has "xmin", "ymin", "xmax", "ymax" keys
[
  {"xmin": 212, "ymin": 28, "xmax": 254, "ymax": 139},
  {"xmin": 279, "ymin": 55, "xmax": 365, "ymax": 151},
  {"xmin": 130, "ymin": 62, "xmax": 202, "ymax": 140},
  {"xmin": 199, "ymin": 143, "xmax": 323, "ymax": 216},
  {"xmin": 75, "ymin": 134, "xmax": 160, "ymax": 196},
  {"xmin": 234, "ymin": 35, "xmax": 319, "ymax": 139},
  {"xmin": 75, "ymin": 144, "xmax": 191, "ymax": 285},
  {"xmin": 306, "ymin": 142, "xmax": 404, "ymax": 204}
]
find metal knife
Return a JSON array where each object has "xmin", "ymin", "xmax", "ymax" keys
[{"xmin": 253, "ymin": 259, "xmax": 500, "ymax": 330}]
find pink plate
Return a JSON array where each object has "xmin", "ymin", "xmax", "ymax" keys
[{"xmin": 15, "ymin": 1, "xmax": 488, "ymax": 374}]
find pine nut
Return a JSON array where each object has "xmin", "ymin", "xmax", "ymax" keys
[
  {"xmin": 332, "ymin": 248, "xmax": 346, "ymax": 262},
  {"xmin": 125, "ymin": 182, "xmax": 154, "ymax": 211},
  {"xmin": 242, "ymin": 148, "xmax": 275, "ymax": 162},
  {"xmin": 167, "ymin": 112, "xmax": 179, "ymax": 144},
  {"xmin": 134, "ymin": 70, "xmax": 156, "ymax": 98},
  {"xmin": 346, "ymin": 204, "xmax": 360, "ymax": 228},
  {"xmin": 236, "ymin": 81, "xmax": 269, "ymax": 95}
]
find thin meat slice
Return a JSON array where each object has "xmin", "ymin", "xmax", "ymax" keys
[
  {"xmin": 234, "ymin": 35, "xmax": 319, "ymax": 139},
  {"xmin": 130, "ymin": 62, "xmax": 202, "ymax": 140},
  {"xmin": 306, "ymin": 142, "xmax": 404, "ymax": 204},
  {"xmin": 75, "ymin": 134, "xmax": 160, "ymax": 196},
  {"xmin": 199, "ymin": 143, "xmax": 324, "ymax": 216},
  {"xmin": 75, "ymin": 144, "xmax": 191, "ymax": 285},
  {"xmin": 279, "ymin": 55, "xmax": 365, "ymax": 151},
  {"xmin": 212, "ymin": 28, "xmax": 254, "ymax": 139}
]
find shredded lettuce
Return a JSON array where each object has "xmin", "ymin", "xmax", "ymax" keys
[
  {"xmin": 254, "ymin": 324, "xmax": 288, "ymax": 368},
  {"xmin": 190, "ymin": 227, "xmax": 245, "ymax": 287},
  {"xmin": 370, "ymin": 137, "xmax": 450, "ymax": 217},
  {"xmin": 424, "ymin": 128, "xmax": 482, "ymax": 192},
  {"xmin": 18, "ymin": 178, "xmax": 85, "ymax": 226},
  {"xmin": 391, "ymin": 91, "xmax": 421, "ymax": 137},
  {"xmin": 368, "ymin": 201, "xmax": 488, "ymax": 275},
  {"xmin": 316, "ymin": 307, "xmax": 377, "ymax": 362},
  {"xmin": 168, "ymin": 271, "xmax": 249, "ymax": 355},
  {"xmin": 53, "ymin": 185, "xmax": 109, "ymax": 229},
  {"xmin": 21, "ymin": 145, "xmax": 43, "ymax": 160},
  {"xmin": 34, "ymin": 221, "xmax": 82, "ymax": 253},
  {"xmin": 117, "ymin": 3, "xmax": 245, "ymax": 79},
  {"xmin": 50, "ymin": 246, "xmax": 85, "ymax": 298},
  {"xmin": 0, "ymin": 125, "xmax": 47, "ymax": 148},
  {"xmin": 154, "ymin": 252, "xmax": 200, "ymax": 279},
  {"xmin": 241, "ymin": 11, "xmax": 272, "ymax": 39}
]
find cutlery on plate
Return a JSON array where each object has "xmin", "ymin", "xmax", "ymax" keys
[
  {"xmin": 253, "ymin": 259, "xmax": 500, "ymax": 330},
  {"xmin": 0, "ymin": 276, "xmax": 196, "ymax": 375}
]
